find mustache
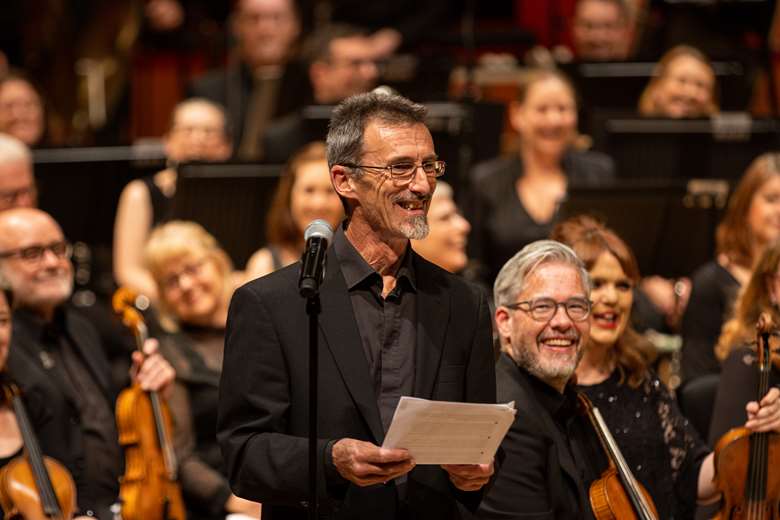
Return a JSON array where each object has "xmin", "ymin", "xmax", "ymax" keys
[{"xmin": 392, "ymin": 193, "xmax": 431, "ymax": 204}]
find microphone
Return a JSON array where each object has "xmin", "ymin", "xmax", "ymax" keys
[{"xmin": 299, "ymin": 220, "xmax": 334, "ymax": 298}]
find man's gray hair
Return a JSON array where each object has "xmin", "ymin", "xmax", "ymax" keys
[
  {"xmin": 494, "ymin": 240, "xmax": 591, "ymax": 309},
  {"xmin": 326, "ymin": 91, "xmax": 427, "ymax": 170},
  {"xmin": 0, "ymin": 134, "xmax": 31, "ymax": 165}
]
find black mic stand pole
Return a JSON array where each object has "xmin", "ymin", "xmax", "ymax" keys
[{"xmin": 306, "ymin": 293, "xmax": 320, "ymax": 520}]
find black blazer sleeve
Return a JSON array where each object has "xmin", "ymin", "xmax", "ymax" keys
[{"xmin": 216, "ymin": 282, "xmax": 343, "ymax": 509}]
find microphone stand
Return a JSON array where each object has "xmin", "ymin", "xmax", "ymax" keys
[{"xmin": 306, "ymin": 293, "xmax": 320, "ymax": 520}]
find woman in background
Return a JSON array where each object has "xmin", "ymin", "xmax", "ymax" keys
[
  {"xmin": 468, "ymin": 68, "xmax": 615, "ymax": 284},
  {"xmin": 552, "ymin": 215, "xmax": 780, "ymax": 518},
  {"xmin": 710, "ymin": 241, "xmax": 780, "ymax": 445},
  {"xmin": 144, "ymin": 220, "xmax": 260, "ymax": 520},
  {"xmin": 113, "ymin": 98, "xmax": 232, "ymax": 300},
  {"xmin": 682, "ymin": 153, "xmax": 780, "ymax": 381},
  {"xmin": 638, "ymin": 45, "xmax": 718, "ymax": 118},
  {"xmin": 245, "ymin": 141, "xmax": 343, "ymax": 280}
]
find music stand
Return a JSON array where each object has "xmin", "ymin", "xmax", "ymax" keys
[
  {"xmin": 33, "ymin": 146, "xmax": 165, "ymax": 248},
  {"xmin": 558, "ymin": 179, "xmax": 727, "ymax": 278},
  {"xmin": 172, "ymin": 162, "xmax": 284, "ymax": 268},
  {"xmin": 592, "ymin": 117, "xmax": 780, "ymax": 180}
]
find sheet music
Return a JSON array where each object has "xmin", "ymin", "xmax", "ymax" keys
[{"xmin": 381, "ymin": 397, "xmax": 515, "ymax": 465}]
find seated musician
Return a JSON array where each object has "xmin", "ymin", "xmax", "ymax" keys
[
  {"xmin": 0, "ymin": 208, "xmax": 176, "ymax": 519},
  {"xmin": 113, "ymin": 97, "xmax": 232, "ymax": 300},
  {"xmin": 552, "ymin": 215, "xmax": 780, "ymax": 518},
  {"xmin": 144, "ymin": 220, "xmax": 261, "ymax": 519},
  {"xmin": 477, "ymin": 240, "xmax": 606, "ymax": 519},
  {"xmin": 638, "ymin": 45, "xmax": 718, "ymax": 118},
  {"xmin": 711, "ymin": 240, "xmax": 780, "ymax": 444}
]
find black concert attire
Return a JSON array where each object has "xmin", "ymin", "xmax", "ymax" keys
[
  {"xmin": 156, "ymin": 324, "xmax": 232, "ymax": 520},
  {"xmin": 468, "ymin": 150, "xmax": 615, "ymax": 285},
  {"xmin": 681, "ymin": 261, "xmax": 740, "ymax": 381},
  {"xmin": 578, "ymin": 370, "xmax": 709, "ymax": 519},
  {"xmin": 477, "ymin": 353, "xmax": 604, "ymax": 519},
  {"xmin": 708, "ymin": 346, "xmax": 780, "ymax": 446},
  {"xmin": 218, "ymin": 225, "xmax": 496, "ymax": 519},
  {"xmin": 140, "ymin": 175, "xmax": 174, "ymax": 227},
  {"xmin": 9, "ymin": 306, "xmax": 121, "ymax": 519}
]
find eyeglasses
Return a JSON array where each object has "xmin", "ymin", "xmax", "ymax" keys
[
  {"xmin": 0, "ymin": 240, "xmax": 72, "ymax": 263},
  {"xmin": 505, "ymin": 297, "xmax": 591, "ymax": 322},
  {"xmin": 162, "ymin": 258, "xmax": 207, "ymax": 292},
  {"xmin": 342, "ymin": 160, "xmax": 446, "ymax": 185}
]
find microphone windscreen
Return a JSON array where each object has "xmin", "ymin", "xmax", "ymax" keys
[{"xmin": 304, "ymin": 219, "xmax": 334, "ymax": 242}]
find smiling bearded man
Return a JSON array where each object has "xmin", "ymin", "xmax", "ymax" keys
[
  {"xmin": 477, "ymin": 239, "xmax": 606, "ymax": 520},
  {"xmin": 218, "ymin": 92, "xmax": 497, "ymax": 520}
]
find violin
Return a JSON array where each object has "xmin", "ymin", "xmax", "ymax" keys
[
  {"xmin": 113, "ymin": 288, "xmax": 186, "ymax": 520},
  {"xmin": 0, "ymin": 381, "xmax": 76, "ymax": 520},
  {"xmin": 712, "ymin": 312, "xmax": 780, "ymax": 520},
  {"xmin": 578, "ymin": 393, "xmax": 660, "ymax": 520}
]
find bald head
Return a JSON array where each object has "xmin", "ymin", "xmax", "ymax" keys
[
  {"xmin": 0, "ymin": 208, "xmax": 72, "ymax": 319},
  {"xmin": 0, "ymin": 134, "xmax": 36, "ymax": 211}
]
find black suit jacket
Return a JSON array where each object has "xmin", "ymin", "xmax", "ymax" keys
[
  {"xmin": 476, "ymin": 354, "xmax": 602, "ymax": 520},
  {"xmin": 8, "ymin": 306, "xmax": 117, "ymax": 517},
  {"xmin": 217, "ymin": 245, "xmax": 496, "ymax": 519}
]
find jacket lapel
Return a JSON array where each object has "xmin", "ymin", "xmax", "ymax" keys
[
  {"xmin": 318, "ymin": 247, "xmax": 385, "ymax": 444},
  {"xmin": 412, "ymin": 256, "xmax": 450, "ymax": 399}
]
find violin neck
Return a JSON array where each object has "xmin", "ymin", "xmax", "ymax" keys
[
  {"xmin": 589, "ymin": 404, "xmax": 657, "ymax": 520},
  {"xmin": 11, "ymin": 392, "xmax": 63, "ymax": 517}
]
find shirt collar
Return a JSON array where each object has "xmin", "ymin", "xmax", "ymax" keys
[
  {"xmin": 333, "ymin": 224, "xmax": 417, "ymax": 293},
  {"xmin": 13, "ymin": 305, "xmax": 67, "ymax": 345},
  {"xmin": 516, "ymin": 360, "xmax": 580, "ymax": 422}
]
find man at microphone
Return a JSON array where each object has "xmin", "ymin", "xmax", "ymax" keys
[{"xmin": 218, "ymin": 91, "xmax": 496, "ymax": 519}]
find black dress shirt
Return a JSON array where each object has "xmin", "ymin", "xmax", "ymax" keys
[
  {"xmin": 333, "ymin": 227, "xmax": 416, "ymax": 434},
  {"xmin": 478, "ymin": 353, "xmax": 604, "ymax": 519},
  {"xmin": 13, "ymin": 307, "xmax": 121, "ymax": 515}
]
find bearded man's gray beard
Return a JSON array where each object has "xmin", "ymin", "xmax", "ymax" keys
[{"xmin": 400, "ymin": 215, "xmax": 429, "ymax": 239}]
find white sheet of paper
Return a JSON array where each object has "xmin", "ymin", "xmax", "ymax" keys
[{"xmin": 381, "ymin": 396, "xmax": 516, "ymax": 465}]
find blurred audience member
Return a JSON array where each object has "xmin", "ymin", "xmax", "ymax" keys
[
  {"xmin": 113, "ymin": 98, "xmax": 231, "ymax": 300},
  {"xmin": 682, "ymin": 153, "xmax": 780, "ymax": 381},
  {"xmin": 638, "ymin": 45, "xmax": 718, "ymax": 118},
  {"xmin": 263, "ymin": 24, "xmax": 379, "ymax": 163},
  {"xmin": 189, "ymin": 0, "xmax": 308, "ymax": 160},
  {"xmin": 411, "ymin": 181, "xmax": 470, "ymax": 274},
  {"xmin": 571, "ymin": 0, "xmax": 632, "ymax": 61},
  {"xmin": 468, "ymin": 68, "xmax": 615, "ymax": 284},
  {"xmin": 0, "ymin": 73, "xmax": 44, "ymax": 148},
  {"xmin": 144, "ymin": 220, "xmax": 261, "ymax": 519},
  {"xmin": 0, "ymin": 208, "xmax": 175, "ymax": 519},
  {"xmin": 0, "ymin": 134, "xmax": 35, "ymax": 211},
  {"xmin": 245, "ymin": 142, "xmax": 343, "ymax": 280}
]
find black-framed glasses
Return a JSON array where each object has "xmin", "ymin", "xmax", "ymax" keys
[
  {"xmin": 342, "ymin": 160, "xmax": 446, "ymax": 185},
  {"xmin": 505, "ymin": 297, "xmax": 591, "ymax": 322},
  {"xmin": 0, "ymin": 240, "xmax": 72, "ymax": 263}
]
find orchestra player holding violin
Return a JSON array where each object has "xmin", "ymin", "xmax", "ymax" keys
[
  {"xmin": 0, "ymin": 208, "xmax": 176, "ymax": 519},
  {"xmin": 552, "ymin": 215, "xmax": 780, "ymax": 519},
  {"xmin": 477, "ymin": 240, "xmax": 607, "ymax": 519},
  {"xmin": 711, "ymin": 241, "xmax": 780, "ymax": 444}
]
